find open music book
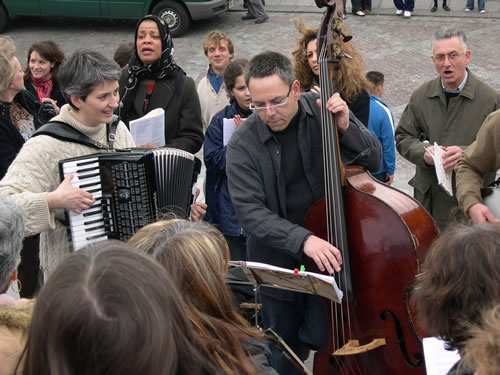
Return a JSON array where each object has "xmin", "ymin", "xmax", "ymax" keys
[
  {"xmin": 228, "ymin": 261, "xmax": 343, "ymax": 303},
  {"xmin": 129, "ymin": 108, "xmax": 165, "ymax": 147},
  {"xmin": 427, "ymin": 142, "xmax": 453, "ymax": 196}
]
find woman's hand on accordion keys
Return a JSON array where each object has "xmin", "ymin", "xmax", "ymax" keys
[{"xmin": 47, "ymin": 174, "xmax": 95, "ymax": 213}]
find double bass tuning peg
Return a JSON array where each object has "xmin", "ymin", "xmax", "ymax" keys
[
  {"xmin": 332, "ymin": 18, "xmax": 352, "ymax": 43},
  {"xmin": 341, "ymin": 32, "xmax": 352, "ymax": 43}
]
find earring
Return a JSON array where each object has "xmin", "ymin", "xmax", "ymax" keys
[{"xmin": 10, "ymin": 279, "xmax": 22, "ymax": 294}]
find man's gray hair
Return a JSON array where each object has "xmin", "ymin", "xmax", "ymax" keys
[
  {"xmin": 244, "ymin": 51, "xmax": 295, "ymax": 86},
  {"xmin": 58, "ymin": 49, "xmax": 121, "ymax": 108},
  {"xmin": 0, "ymin": 195, "xmax": 24, "ymax": 291},
  {"xmin": 432, "ymin": 28, "xmax": 468, "ymax": 51}
]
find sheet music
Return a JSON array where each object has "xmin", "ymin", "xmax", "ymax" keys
[
  {"xmin": 129, "ymin": 108, "xmax": 166, "ymax": 147},
  {"xmin": 429, "ymin": 142, "xmax": 453, "ymax": 196},
  {"xmin": 229, "ymin": 261, "xmax": 343, "ymax": 303},
  {"xmin": 423, "ymin": 337, "xmax": 460, "ymax": 375},
  {"xmin": 223, "ymin": 118, "xmax": 236, "ymax": 146}
]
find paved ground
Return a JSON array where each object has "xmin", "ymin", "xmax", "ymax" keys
[
  {"xmin": 7, "ymin": 7, "xmax": 499, "ymax": 196},
  {"xmin": 240, "ymin": 0, "xmax": 500, "ymax": 17},
  {"xmin": 4, "ymin": 3, "xmax": 500, "ymax": 368}
]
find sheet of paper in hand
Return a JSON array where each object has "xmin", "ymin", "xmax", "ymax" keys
[
  {"xmin": 129, "ymin": 108, "xmax": 165, "ymax": 147},
  {"xmin": 430, "ymin": 142, "xmax": 453, "ymax": 196}
]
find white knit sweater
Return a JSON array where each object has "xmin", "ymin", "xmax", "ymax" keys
[
  {"xmin": 0, "ymin": 104, "xmax": 135, "ymax": 278},
  {"xmin": 197, "ymin": 66, "xmax": 229, "ymax": 131}
]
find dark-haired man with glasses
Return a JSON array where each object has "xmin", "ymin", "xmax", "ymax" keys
[
  {"xmin": 395, "ymin": 27, "xmax": 500, "ymax": 230},
  {"xmin": 226, "ymin": 51, "xmax": 381, "ymax": 375}
]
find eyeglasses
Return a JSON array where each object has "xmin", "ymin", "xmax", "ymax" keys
[
  {"xmin": 433, "ymin": 51, "xmax": 463, "ymax": 63},
  {"xmin": 249, "ymin": 83, "xmax": 293, "ymax": 112}
]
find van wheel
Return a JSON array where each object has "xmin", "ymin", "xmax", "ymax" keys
[
  {"xmin": 152, "ymin": 1, "xmax": 191, "ymax": 38},
  {"xmin": 0, "ymin": 6, "xmax": 8, "ymax": 33}
]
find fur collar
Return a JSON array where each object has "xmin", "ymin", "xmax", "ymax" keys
[{"xmin": 0, "ymin": 301, "xmax": 34, "ymax": 330}]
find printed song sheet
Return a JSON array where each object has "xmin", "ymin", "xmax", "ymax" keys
[
  {"xmin": 423, "ymin": 337, "xmax": 460, "ymax": 375},
  {"xmin": 129, "ymin": 108, "xmax": 165, "ymax": 147},
  {"xmin": 229, "ymin": 261, "xmax": 343, "ymax": 303},
  {"xmin": 223, "ymin": 118, "xmax": 236, "ymax": 146},
  {"xmin": 428, "ymin": 142, "xmax": 453, "ymax": 196}
]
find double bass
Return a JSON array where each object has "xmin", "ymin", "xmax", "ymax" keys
[{"xmin": 302, "ymin": 2, "xmax": 439, "ymax": 374}]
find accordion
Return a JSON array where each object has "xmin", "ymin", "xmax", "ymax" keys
[{"xmin": 59, "ymin": 148, "xmax": 200, "ymax": 250}]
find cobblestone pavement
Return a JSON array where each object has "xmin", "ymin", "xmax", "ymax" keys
[
  {"xmin": 7, "ymin": 11, "xmax": 499, "ymax": 195},
  {"xmin": 4, "ymin": 7, "xmax": 500, "ymax": 369}
]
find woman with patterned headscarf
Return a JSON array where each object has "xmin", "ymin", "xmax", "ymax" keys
[{"xmin": 118, "ymin": 15, "xmax": 203, "ymax": 154}]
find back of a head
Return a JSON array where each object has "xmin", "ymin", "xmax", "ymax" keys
[
  {"xmin": 129, "ymin": 220, "xmax": 264, "ymax": 375},
  {"xmin": 0, "ymin": 37, "xmax": 17, "ymax": 93},
  {"xmin": 365, "ymin": 71, "xmax": 384, "ymax": 95},
  {"xmin": 463, "ymin": 304, "xmax": 500, "ymax": 375},
  {"xmin": 129, "ymin": 219, "xmax": 232, "ymax": 313},
  {"xmin": 113, "ymin": 41, "xmax": 134, "ymax": 68},
  {"xmin": 57, "ymin": 49, "xmax": 120, "ymax": 106},
  {"xmin": 22, "ymin": 241, "xmax": 208, "ymax": 375},
  {"xmin": 245, "ymin": 51, "xmax": 295, "ymax": 86},
  {"xmin": 0, "ymin": 195, "xmax": 24, "ymax": 292},
  {"xmin": 411, "ymin": 223, "xmax": 500, "ymax": 350},
  {"xmin": 366, "ymin": 71, "xmax": 384, "ymax": 87}
]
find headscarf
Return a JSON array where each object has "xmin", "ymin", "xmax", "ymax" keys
[{"xmin": 120, "ymin": 15, "xmax": 186, "ymax": 117}]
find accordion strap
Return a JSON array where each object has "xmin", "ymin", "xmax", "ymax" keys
[{"xmin": 32, "ymin": 115, "xmax": 119, "ymax": 150}]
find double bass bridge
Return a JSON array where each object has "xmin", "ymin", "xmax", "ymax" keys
[{"xmin": 332, "ymin": 338, "xmax": 387, "ymax": 356}]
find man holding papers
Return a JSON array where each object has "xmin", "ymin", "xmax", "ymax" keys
[{"xmin": 395, "ymin": 27, "xmax": 500, "ymax": 229}]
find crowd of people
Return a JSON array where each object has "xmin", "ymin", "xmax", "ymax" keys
[{"xmin": 0, "ymin": 12, "xmax": 499, "ymax": 375}]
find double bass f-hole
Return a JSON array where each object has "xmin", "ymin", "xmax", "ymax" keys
[{"xmin": 380, "ymin": 310, "xmax": 424, "ymax": 368}]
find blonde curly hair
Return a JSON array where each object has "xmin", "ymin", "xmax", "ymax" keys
[
  {"xmin": 0, "ymin": 37, "xmax": 17, "ymax": 93},
  {"xmin": 291, "ymin": 19, "xmax": 372, "ymax": 104}
]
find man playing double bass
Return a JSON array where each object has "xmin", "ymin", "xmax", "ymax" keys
[{"xmin": 226, "ymin": 51, "xmax": 381, "ymax": 375}]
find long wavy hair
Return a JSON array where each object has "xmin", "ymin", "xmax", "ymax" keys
[
  {"xmin": 20, "ymin": 241, "xmax": 213, "ymax": 375},
  {"xmin": 291, "ymin": 19, "xmax": 372, "ymax": 103},
  {"xmin": 129, "ymin": 219, "xmax": 266, "ymax": 375},
  {"xmin": 410, "ymin": 223, "xmax": 500, "ymax": 351},
  {"xmin": 292, "ymin": 19, "xmax": 318, "ymax": 92}
]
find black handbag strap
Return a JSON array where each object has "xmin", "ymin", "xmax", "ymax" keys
[{"xmin": 32, "ymin": 115, "xmax": 119, "ymax": 150}]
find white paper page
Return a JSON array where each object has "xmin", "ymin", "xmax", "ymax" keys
[
  {"xmin": 423, "ymin": 337, "xmax": 460, "ymax": 375},
  {"xmin": 431, "ymin": 142, "xmax": 453, "ymax": 196},
  {"xmin": 129, "ymin": 108, "xmax": 165, "ymax": 147},
  {"xmin": 241, "ymin": 261, "xmax": 343, "ymax": 301},
  {"xmin": 223, "ymin": 118, "xmax": 236, "ymax": 146}
]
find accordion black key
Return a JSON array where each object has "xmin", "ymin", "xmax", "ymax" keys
[{"xmin": 59, "ymin": 148, "xmax": 200, "ymax": 250}]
